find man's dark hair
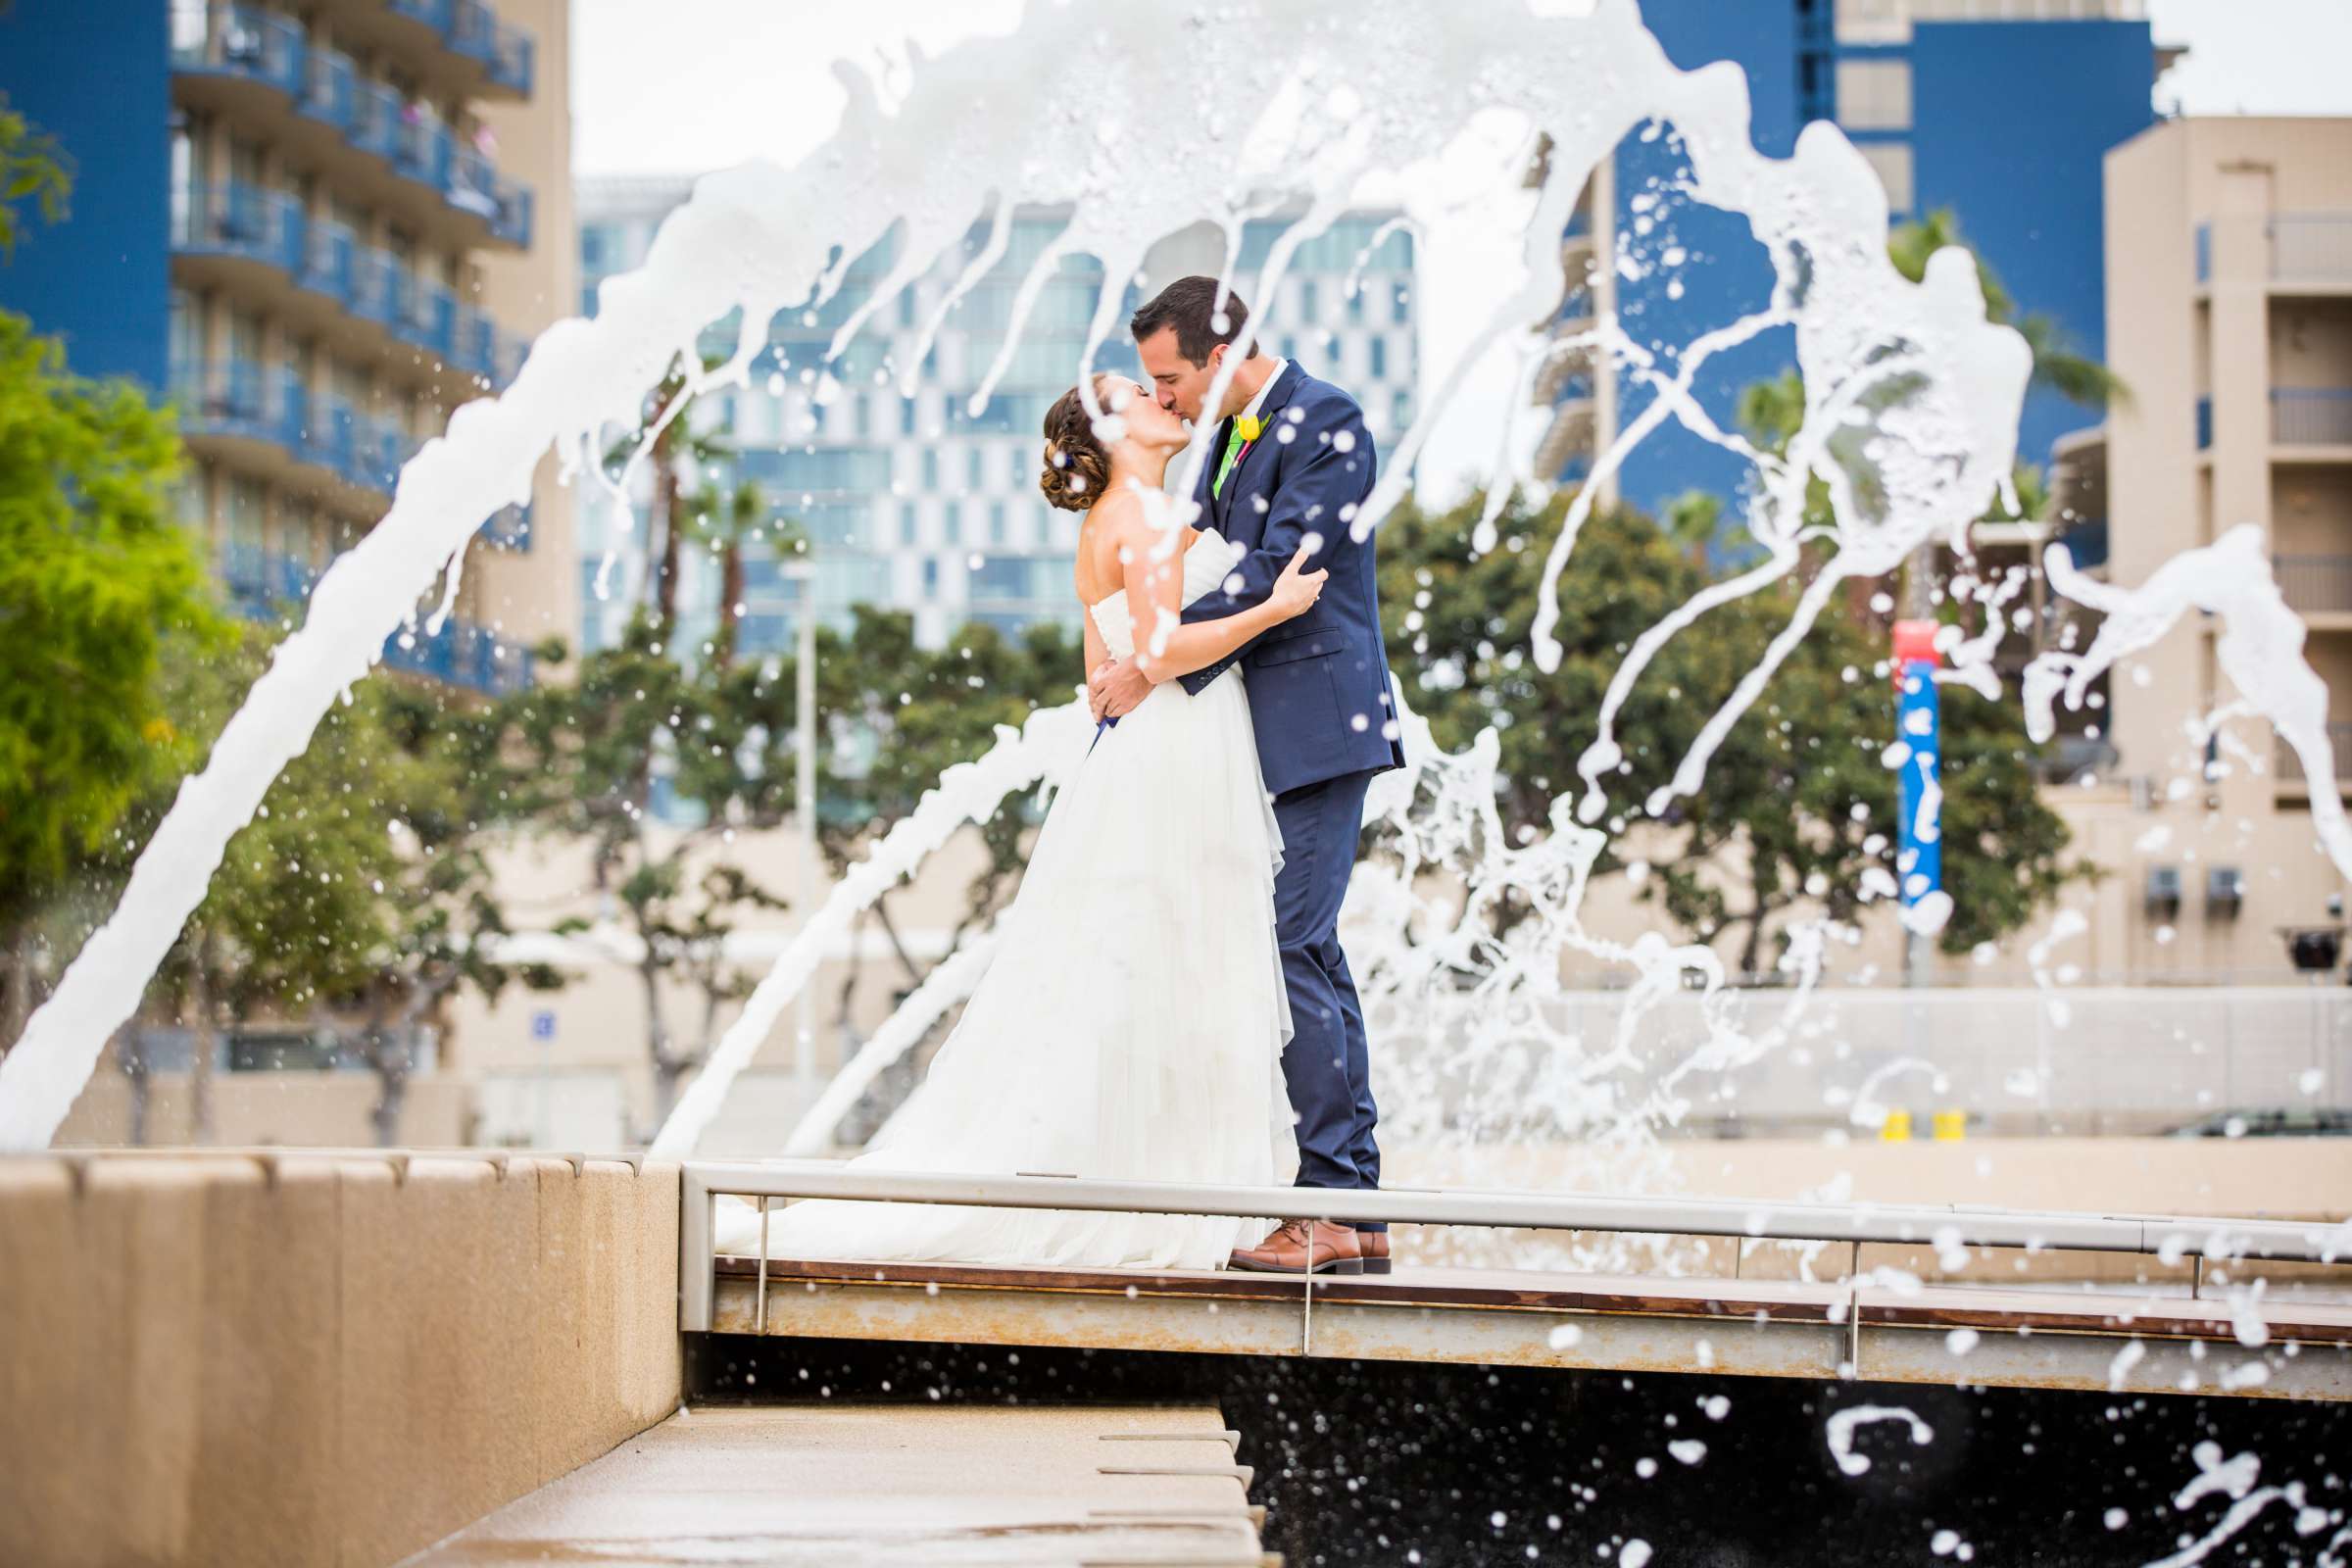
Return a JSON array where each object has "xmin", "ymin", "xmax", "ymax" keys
[{"xmin": 1128, "ymin": 275, "xmax": 1259, "ymax": 367}]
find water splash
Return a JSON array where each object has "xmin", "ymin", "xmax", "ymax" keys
[
  {"xmin": 2034, "ymin": 523, "xmax": 2352, "ymax": 882},
  {"xmin": 1, "ymin": 0, "xmax": 2034, "ymax": 1151},
  {"xmin": 1826, "ymin": 1404, "xmax": 1934, "ymax": 1478}
]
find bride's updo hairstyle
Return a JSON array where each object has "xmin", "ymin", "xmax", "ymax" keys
[{"xmin": 1039, "ymin": 383, "xmax": 1111, "ymax": 513}]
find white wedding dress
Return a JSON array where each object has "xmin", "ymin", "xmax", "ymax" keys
[{"xmin": 716, "ymin": 528, "xmax": 1298, "ymax": 1270}]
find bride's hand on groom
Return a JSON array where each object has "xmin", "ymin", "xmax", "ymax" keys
[
  {"xmin": 1090, "ymin": 657, "xmax": 1151, "ymax": 721},
  {"xmin": 1268, "ymin": 544, "xmax": 1328, "ymax": 621}
]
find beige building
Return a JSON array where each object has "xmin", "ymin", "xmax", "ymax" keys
[
  {"xmin": 168, "ymin": 0, "xmax": 576, "ymax": 686},
  {"xmin": 2047, "ymin": 117, "xmax": 2352, "ymax": 979}
]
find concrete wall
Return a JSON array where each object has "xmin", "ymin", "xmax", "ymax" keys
[
  {"xmin": 52, "ymin": 1075, "xmax": 473, "ymax": 1150},
  {"xmin": 465, "ymin": 0, "xmax": 580, "ymax": 658},
  {"xmin": 0, "ymin": 1151, "xmax": 682, "ymax": 1567}
]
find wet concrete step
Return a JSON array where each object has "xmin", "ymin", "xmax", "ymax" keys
[{"xmin": 402, "ymin": 1402, "xmax": 1270, "ymax": 1566}]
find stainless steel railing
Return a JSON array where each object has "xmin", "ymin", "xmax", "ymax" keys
[{"xmin": 676, "ymin": 1160, "xmax": 2350, "ymax": 1332}]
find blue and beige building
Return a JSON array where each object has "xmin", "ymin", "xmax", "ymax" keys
[
  {"xmin": 1540, "ymin": 0, "xmax": 2164, "ymax": 520},
  {"xmin": 2035, "ymin": 117, "xmax": 2352, "ymax": 979},
  {"xmin": 575, "ymin": 181, "xmax": 1419, "ymax": 658},
  {"xmin": 0, "ymin": 0, "xmax": 576, "ymax": 694}
]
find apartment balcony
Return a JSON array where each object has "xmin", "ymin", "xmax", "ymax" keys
[
  {"xmin": 451, "ymin": 306, "xmax": 527, "ymax": 385},
  {"xmin": 1533, "ymin": 357, "xmax": 1595, "ymax": 408},
  {"xmin": 169, "ymin": 4, "xmax": 304, "ymax": 106},
  {"xmin": 381, "ymin": 614, "xmax": 535, "ymax": 695},
  {"xmin": 2275, "ymin": 722, "xmax": 2352, "ymax": 796},
  {"xmin": 170, "ymin": 355, "xmax": 420, "ymax": 502},
  {"xmin": 450, "ymin": 0, "xmax": 536, "ymax": 98},
  {"xmin": 172, "ymin": 357, "xmax": 309, "ymax": 459},
  {"xmin": 172, "ymin": 182, "xmax": 527, "ymax": 394},
  {"xmin": 171, "ymin": 182, "xmax": 305, "ymax": 283},
  {"xmin": 1532, "ymin": 397, "xmax": 1597, "ymax": 486},
  {"xmin": 482, "ymin": 503, "xmax": 533, "ymax": 551},
  {"xmin": 332, "ymin": 0, "xmax": 534, "ymax": 102},
  {"xmin": 2275, "ymin": 388, "xmax": 2352, "ymax": 449},
  {"xmin": 2057, "ymin": 516, "xmax": 2109, "ymax": 571},
  {"xmin": 2275, "ymin": 554, "xmax": 2352, "ymax": 621},
  {"xmin": 2271, "ymin": 216, "xmax": 2352, "ymax": 291},
  {"xmin": 172, "ymin": 5, "xmax": 535, "ymax": 253},
  {"xmin": 219, "ymin": 544, "xmax": 533, "ymax": 694},
  {"xmin": 220, "ymin": 542, "xmax": 324, "ymax": 623}
]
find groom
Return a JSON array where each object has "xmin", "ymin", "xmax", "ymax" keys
[{"xmin": 1090, "ymin": 275, "xmax": 1405, "ymax": 1276}]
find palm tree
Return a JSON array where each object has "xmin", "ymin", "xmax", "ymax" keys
[
  {"xmin": 683, "ymin": 477, "xmax": 779, "ymax": 671},
  {"xmin": 1888, "ymin": 207, "xmax": 2129, "ymax": 415},
  {"xmin": 604, "ymin": 358, "xmax": 732, "ymax": 641}
]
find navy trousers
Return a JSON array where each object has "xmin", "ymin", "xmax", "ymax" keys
[{"xmin": 1270, "ymin": 768, "xmax": 1384, "ymax": 1232}]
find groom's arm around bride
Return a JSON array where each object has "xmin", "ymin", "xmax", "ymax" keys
[{"xmin": 1095, "ymin": 275, "xmax": 1405, "ymax": 1278}]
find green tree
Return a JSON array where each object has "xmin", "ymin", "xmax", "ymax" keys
[
  {"xmin": 683, "ymin": 477, "xmax": 771, "ymax": 670},
  {"xmin": 0, "ymin": 87, "xmax": 73, "ymax": 260},
  {"xmin": 88, "ymin": 632, "xmax": 561, "ymax": 1144},
  {"xmin": 810, "ymin": 609, "xmax": 1081, "ymax": 1018},
  {"xmin": 0, "ymin": 311, "xmax": 222, "ymax": 1050},
  {"xmin": 1380, "ymin": 488, "xmax": 2085, "ymax": 969}
]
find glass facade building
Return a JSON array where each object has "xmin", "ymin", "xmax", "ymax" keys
[{"xmin": 576, "ymin": 181, "xmax": 1419, "ymax": 658}]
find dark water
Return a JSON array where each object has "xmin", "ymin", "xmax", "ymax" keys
[{"xmin": 691, "ymin": 1336, "xmax": 2351, "ymax": 1566}]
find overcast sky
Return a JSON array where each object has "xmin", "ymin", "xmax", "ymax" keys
[
  {"xmin": 572, "ymin": 1, "xmax": 2352, "ymax": 174},
  {"xmin": 568, "ymin": 0, "xmax": 2352, "ymax": 499}
]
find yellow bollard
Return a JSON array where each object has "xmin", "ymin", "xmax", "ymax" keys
[
  {"xmin": 1932, "ymin": 1109, "xmax": 1968, "ymax": 1142},
  {"xmin": 1880, "ymin": 1108, "xmax": 1913, "ymax": 1142}
]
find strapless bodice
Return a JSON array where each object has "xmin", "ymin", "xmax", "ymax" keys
[{"xmin": 1087, "ymin": 528, "xmax": 1240, "ymax": 660}]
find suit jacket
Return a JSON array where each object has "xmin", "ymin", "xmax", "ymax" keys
[{"xmin": 1178, "ymin": 362, "xmax": 1406, "ymax": 798}]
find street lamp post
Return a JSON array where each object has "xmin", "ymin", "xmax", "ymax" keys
[{"xmin": 783, "ymin": 557, "xmax": 819, "ymax": 1105}]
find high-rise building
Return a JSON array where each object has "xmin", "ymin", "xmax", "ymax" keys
[
  {"xmin": 575, "ymin": 181, "xmax": 1420, "ymax": 657},
  {"xmin": 2037, "ymin": 118, "xmax": 2352, "ymax": 978},
  {"xmin": 0, "ymin": 0, "xmax": 576, "ymax": 695},
  {"xmin": 1538, "ymin": 0, "xmax": 2163, "ymax": 524}
]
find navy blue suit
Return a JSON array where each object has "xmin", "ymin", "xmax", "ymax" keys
[{"xmin": 1180, "ymin": 362, "xmax": 1403, "ymax": 1221}]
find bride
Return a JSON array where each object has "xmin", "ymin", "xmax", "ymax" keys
[{"xmin": 715, "ymin": 374, "xmax": 1327, "ymax": 1271}]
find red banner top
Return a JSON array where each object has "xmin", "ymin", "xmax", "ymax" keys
[{"xmin": 1891, "ymin": 618, "xmax": 1940, "ymax": 669}]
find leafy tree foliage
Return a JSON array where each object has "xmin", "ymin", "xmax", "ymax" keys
[{"xmin": 1378, "ymin": 489, "xmax": 2085, "ymax": 971}]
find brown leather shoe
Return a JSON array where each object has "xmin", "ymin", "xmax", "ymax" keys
[
  {"xmin": 1229, "ymin": 1219, "xmax": 1362, "ymax": 1275},
  {"xmin": 1357, "ymin": 1230, "xmax": 1392, "ymax": 1275}
]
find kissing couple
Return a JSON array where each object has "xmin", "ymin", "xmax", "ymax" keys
[{"xmin": 727, "ymin": 275, "xmax": 1404, "ymax": 1276}]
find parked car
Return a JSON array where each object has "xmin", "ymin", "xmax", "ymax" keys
[{"xmin": 2165, "ymin": 1107, "xmax": 2352, "ymax": 1138}]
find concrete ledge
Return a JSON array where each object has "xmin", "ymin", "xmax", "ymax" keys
[
  {"xmin": 0, "ymin": 1150, "xmax": 682, "ymax": 1567},
  {"xmin": 411, "ymin": 1404, "xmax": 1267, "ymax": 1566}
]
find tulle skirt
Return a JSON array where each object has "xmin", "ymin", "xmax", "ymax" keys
[{"xmin": 714, "ymin": 669, "xmax": 1297, "ymax": 1270}]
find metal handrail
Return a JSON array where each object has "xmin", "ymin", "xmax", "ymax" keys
[{"xmin": 676, "ymin": 1161, "xmax": 2351, "ymax": 1332}]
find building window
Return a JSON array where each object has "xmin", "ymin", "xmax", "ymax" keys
[
  {"xmin": 1298, "ymin": 279, "xmax": 1319, "ymax": 323},
  {"xmin": 854, "ymin": 396, "xmax": 871, "ymax": 439},
  {"xmin": 1837, "ymin": 59, "xmax": 1912, "ymax": 131},
  {"xmin": 1392, "ymin": 281, "xmax": 1409, "ymax": 325},
  {"xmin": 1834, "ymin": 0, "xmax": 1909, "ymax": 45},
  {"xmin": 989, "ymin": 500, "xmax": 1006, "ymax": 546},
  {"xmin": 901, "ymin": 398, "xmax": 916, "ymax": 436},
  {"xmin": 900, "ymin": 502, "xmax": 917, "ymax": 546},
  {"xmin": 1370, "ymin": 337, "xmax": 1388, "ymax": 380},
  {"xmin": 923, "ymin": 556, "xmax": 940, "ymax": 597},
  {"xmin": 1347, "ymin": 286, "xmax": 1364, "ymax": 324},
  {"xmin": 169, "ymin": 288, "xmax": 202, "ymax": 376},
  {"xmin": 922, "ymin": 449, "xmax": 939, "ymax": 490},
  {"xmin": 225, "ymin": 474, "xmax": 267, "ymax": 552},
  {"xmin": 966, "ymin": 447, "xmax": 984, "ymax": 488},
  {"xmin": 1393, "ymin": 389, "xmax": 1413, "ymax": 431},
  {"xmin": 944, "ymin": 504, "xmax": 960, "ymax": 546},
  {"xmin": 1856, "ymin": 141, "xmax": 1916, "ymax": 215}
]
